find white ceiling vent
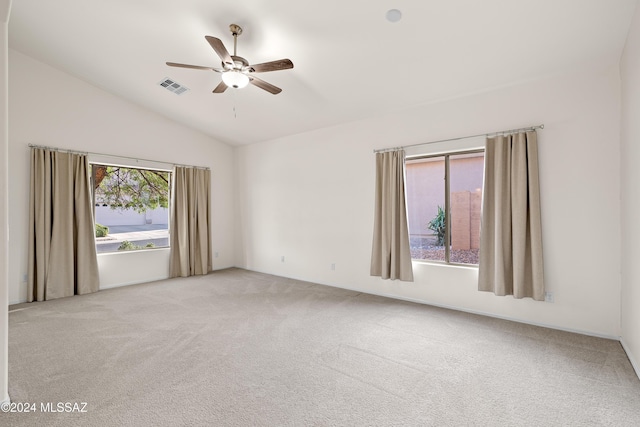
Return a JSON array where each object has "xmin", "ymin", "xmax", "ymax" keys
[{"xmin": 159, "ymin": 78, "xmax": 189, "ymax": 95}]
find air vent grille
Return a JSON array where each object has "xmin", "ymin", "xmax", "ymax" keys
[{"xmin": 159, "ymin": 78, "xmax": 189, "ymax": 95}]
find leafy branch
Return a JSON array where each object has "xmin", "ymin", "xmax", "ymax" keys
[{"xmin": 93, "ymin": 165, "xmax": 170, "ymax": 214}]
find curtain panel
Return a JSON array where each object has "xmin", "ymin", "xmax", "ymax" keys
[
  {"xmin": 169, "ymin": 166, "xmax": 212, "ymax": 278},
  {"xmin": 370, "ymin": 150, "xmax": 414, "ymax": 281},
  {"xmin": 478, "ymin": 131, "xmax": 544, "ymax": 300},
  {"xmin": 28, "ymin": 148, "xmax": 100, "ymax": 302}
]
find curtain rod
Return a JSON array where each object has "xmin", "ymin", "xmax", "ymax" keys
[
  {"xmin": 27, "ymin": 144, "xmax": 210, "ymax": 170},
  {"xmin": 373, "ymin": 124, "xmax": 544, "ymax": 153}
]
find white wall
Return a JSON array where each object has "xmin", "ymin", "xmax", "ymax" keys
[
  {"xmin": 98, "ymin": 249, "xmax": 171, "ymax": 290},
  {"xmin": 0, "ymin": 0, "xmax": 11, "ymax": 407},
  {"xmin": 236, "ymin": 66, "xmax": 622, "ymax": 338},
  {"xmin": 620, "ymin": 2, "xmax": 640, "ymax": 376},
  {"xmin": 8, "ymin": 49, "xmax": 236, "ymax": 304}
]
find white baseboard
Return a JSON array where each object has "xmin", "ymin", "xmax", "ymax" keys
[
  {"xmin": 356, "ymin": 288, "xmax": 620, "ymax": 340},
  {"xmin": 240, "ymin": 267, "xmax": 621, "ymax": 341},
  {"xmin": 99, "ymin": 278, "xmax": 160, "ymax": 291},
  {"xmin": 620, "ymin": 339, "xmax": 640, "ymax": 381}
]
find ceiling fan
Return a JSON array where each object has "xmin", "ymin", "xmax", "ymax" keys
[{"xmin": 166, "ymin": 24, "xmax": 293, "ymax": 95}]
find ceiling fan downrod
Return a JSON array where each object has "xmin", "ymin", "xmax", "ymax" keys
[{"xmin": 229, "ymin": 24, "xmax": 242, "ymax": 57}]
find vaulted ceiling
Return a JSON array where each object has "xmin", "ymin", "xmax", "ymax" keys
[{"xmin": 8, "ymin": 0, "xmax": 638, "ymax": 145}]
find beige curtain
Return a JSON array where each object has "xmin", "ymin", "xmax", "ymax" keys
[
  {"xmin": 370, "ymin": 150, "xmax": 414, "ymax": 281},
  {"xmin": 28, "ymin": 148, "xmax": 100, "ymax": 302},
  {"xmin": 169, "ymin": 166, "xmax": 211, "ymax": 277},
  {"xmin": 478, "ymin": 131, "xmax": 544, "ymax": 300}
]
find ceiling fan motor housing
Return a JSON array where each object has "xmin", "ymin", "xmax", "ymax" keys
[{"xmin": 227, "ymin": 56, "xmax": 249, "ymax": 70}]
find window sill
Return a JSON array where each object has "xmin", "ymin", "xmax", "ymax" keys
[
  {"xmin": 411, "ymin": 259, "xmax": 479, "ymax": 270},
  {"xmin": 97, "ymin": 247, "xmax": 170, "ymax": 256}
]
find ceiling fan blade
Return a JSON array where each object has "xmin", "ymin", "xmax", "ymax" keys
[
  {"xmin": 166, "ymin": 62, "xmax": 223, "ymax": 72},
  {"xmin": 212, "ymin": 81, "xmax": 228, "ymax": 93},
  {"xmin": 248, "ymin": 75, "xmax": 282, "ymax": 95},
  {"xmin": 205, "ymin": 36, "xmax": 234, "ymax": 68},
  {"xmin": 249, "ymin": 59, "xmax": 294, "ymax": 73}
]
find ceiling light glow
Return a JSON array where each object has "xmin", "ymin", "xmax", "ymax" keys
[{"xmin": 222, "ymin": 70, "xmax": 250, "ymax": 89}]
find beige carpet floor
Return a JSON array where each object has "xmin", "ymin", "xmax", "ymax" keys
[{"xmin": 5, "ymin": 268, "xmax": 640, "ymax": 426}]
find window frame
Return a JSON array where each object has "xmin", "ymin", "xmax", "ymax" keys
[
  {"xmin": 406, "ymin": 148, "xmax": 485, "ymax": 267},
  {"xmin": 90, "ymin": 161, "xmax": 173, "ymax": 254}
]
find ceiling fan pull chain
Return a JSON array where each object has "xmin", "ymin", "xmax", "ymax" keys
[{"xmin": 233, "ymin": 90, "xmax": 238, "ymax": 119}]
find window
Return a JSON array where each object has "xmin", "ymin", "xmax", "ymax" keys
[
  {"xmin": 405, "ymin": 150, "xmax": 484, "ymax": 265},
  {"xmin": 91, "ymin": 164, "xmax": 171, "ymax": 253}
]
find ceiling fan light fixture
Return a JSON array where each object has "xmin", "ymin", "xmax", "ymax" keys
[{"xmin": 222, "ymin": 70, "xmax": 249, "ymax": 89}]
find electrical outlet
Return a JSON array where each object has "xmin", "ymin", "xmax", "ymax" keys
[
  {"xmin": 214, "ymin": 252, "xmax": 219, "ymax": 258},
  {"xmin": 331, "ymin": 263, "xmax": 336, "ymax": 270},
  {"xmin": 281, "ymin": 256, "xmax": 285, "ymax": 262},
  {"xmin": 545, "ymin": 292, "xmax": 554, "ymax": 303}
]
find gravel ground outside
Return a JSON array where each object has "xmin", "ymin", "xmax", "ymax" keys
[{"xmin": 410, "ymin": 236, "xmax": 479, "ymax": 265}]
